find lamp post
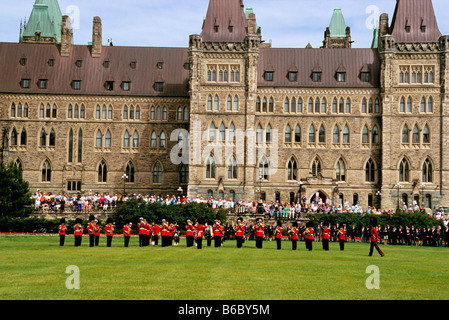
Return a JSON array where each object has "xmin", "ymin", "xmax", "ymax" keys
[
  {"xmin": 419, "ymin": 183, "xmax": 425, "ymax": 209},
  {"xmin": 257, "ymin": 175, "xmax": 264, "ymax": 203},
  {"xmin": 376, "ymin": 191, "xmax": 382, "ymax": 209},
  {"xmin": 298, "ymin": 180, "xmax": 304, "ymax": 204},
  {"xmin": 177, "ymin": 186, "xmax": 183, "ymax": 197},
  {"xmin": 121, "ymin": 174, "xmax": 128, "ymax": 195},
  {"xmin": 394, "ymin": 183, "xmax": 403, "ymax": 210}
]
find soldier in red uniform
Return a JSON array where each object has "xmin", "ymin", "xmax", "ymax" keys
[
  {"xmin": 160, "ymin": 219, "xmax": 170, "ymax": 247},
  {"xmin": 59, "ymin": 218, "xmax": 67, "ymax": 246},
  {"xmin": 369, "ymin": 217, "xmax": 385, "ymax": 257},
  {"xmin": 322, "ymin": 223, "xmax": 330, "ymax": 251},
  {"xmin": 87, "ymin": 215, "xmax": 96, "ymax": 247},
  {"xmin": 274, "ymin": 221, "xmax": 283, "ymax": 250},
  {"xmin": 213, "ymin": 220, "xmax": 224, "ymax": 247},
  {"xmin": 152, "ymin": 222, "xmax": 160, "ymax": 246},
  {"xmin": 195, "ymin": 219, "xmax": 205, "ymax": 249},
  {"xmin": 304, "ymin": 222, "xmax": 314, "ymax": 251},
  {"xmin": 123, "ymin": 222, "xmax": 132, "ymax": 247},
  {"xmin": 186, "ymin": 220, "xmax": 195, "ymax": 247},
  {"xmin": 255, "ymin": 218, "xmax": 265, "ymax": 249},
  {"xmin": 338, "ymin": 226, "xmax": 346, "ymax": 251},
  {"xmin": 74, "ymin": 218, "xmax": 83, "ymax": 247},
  {"xmin": 288, "ymin": 222, "xmax": 299, "ymax": 250},
  {"xmin": 234, "ymin": 218, "xmax": 245, "ymax": 248},
  {"xmin": 94, "ymin": 219, "xmax": 101, "ymax": 246},
  {"xmin": 138, "ymin": 217, "xmax": 145, "ymax": 247},
  {"xmin": 105, "ymin": 218, "xmax": 114, "ymax": 247}
]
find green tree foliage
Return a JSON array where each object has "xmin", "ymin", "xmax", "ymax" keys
[{"xmin": 0, "ymin": 161, "xmax": 34, "ymax": 219}]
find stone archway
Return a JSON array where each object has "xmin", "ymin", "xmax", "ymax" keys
[{"xmin": 309, "ymin": 190, "xmax": 328, "ymax": 205}]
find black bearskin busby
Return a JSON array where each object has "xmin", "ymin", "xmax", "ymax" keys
[
  {"xmin": 89, "ymin": 215, "xmax": 95, "ymax": 222},
  {"xmin": 370, "ymin": 217, "xmax": 378, "ymax": 227},
  {"xmin": 276, "ymin": 220, "xmax": 282, "ymax": 227},
  {"xmin": 106, "ymin": 217, "xmax": 113, "ymax": 224},
  {"xmin": 60, "ymin": 218, "xmax": 66, "ymax": 224},
  {"xmin": 75, "ymin": 218, "xmax": 82, "ymax": 224}
]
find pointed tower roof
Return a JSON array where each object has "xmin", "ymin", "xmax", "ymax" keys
[
  {"xmin": 329, "ymin": 8, "xmax": 347, "ymax": 38},
  {"xmin": 390, "ymin": 0, "xmax": 441, "ymax": 43},
  {"xmin": 21, "ymin": 0, "xmax": 63, "ymax": 43},
  {"xmin": 201, "ymin": 0, "xmax": 248, "ymax": 43}
]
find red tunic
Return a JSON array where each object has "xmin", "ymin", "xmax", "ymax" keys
[
  {"xmin": 105, "ymin": 224, "xmax": 114, "ymax": 236},
  {"xmin": 305, "ymin": 228, "xmax": 314, "ymax": 240},
  {"xmin": 59, "ymin": 224, "xmax": 67, "ymax": 235},
  {"xmin": 213, "ymin": 225, "xmax": 224, "ymax": 237},
  {"xmin": 87, "ymin": 222, "xmax": 95, "ymax": 235},
  {"xmin": 74, "ymin": 225, "xmax": 83, "ymax": 236},
  {"xmin": 275, "ymin": 227, "xmax": 283, "ymax": 239},
  {"xmin": 290, "ymin": 228, "xmax": 299, "ymax": 240},
  {"xmin": 338, "ymin": 229, "xmax": 346, "ymax": 240},
  {"xmin": 94, "ymin": 225, "xmax": 100, "ymax": 236},
  {"xmin": 123, "ymin": 225, "xmax": 131, "ymax": 237},
  {"xmin": 196, "ymin": 225, "xmax": 204, "ymax": 238},
  {"xmin": 186, "ymin": 225, "xmax": 195, "ymax": 237},
  {"xmin": 235, "ymin": 225, "xmax": 245, "ymax": 237},
  {"xmin": 322, "ymin": 227, "xmax": 330, "ymax": 240},
  {"xmin": 370, "ymin": 227, "xmax": 379, "ymax": 243}
]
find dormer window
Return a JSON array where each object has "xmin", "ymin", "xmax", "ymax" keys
[
  {"xmin": 103, "ymin": 60, "xmax": 110, "ymax": 68},
  {"xmin": 72, "ymin": 80, "xmax": 81, "ymax": 90},
  {"xmin": 48, "ymin": 59, "xmax": 55, "ymax": 67},
  {"xmin": 313, "ymin": 72, "xmax": 322, "ymax": 82},
  {"xmin": 155, "ymin": 82, "xmax": 164, "ymax": 92},
  {"xmin": 157, "ymin": 62, "xmax": 164, "ymax": 69},
  {"xmin": 405, "ymin": 20, "xmax": 411, "ymax": 33},
  {"xmin": 105, "ymin": 81, "xmax": 114, "ymax": 91},
  {"xmin": 289, "ymin": 71, "xmax": 298, "ymax": 82},
  {"xmin": 38, "ymin": 79, "xmax": 47, "ymax": 89},
  {"xmin": 361, "ymin": 72, "xmax": 370, "ymax": 82},
  {"xmin": 122, "ymin": 81, "xmax": 131, "ymax": 91},
  {"xmin": 130, "ymin": 61, "xmax": 137, "ymax": 69},
  {"xmin": 21, "ymin": 79, "xmax": 30, "ymax": 89},
  {"xmin": 20, "ymin": 58, "xmax": 27, "ymax": 66},
  {"xmin": 265, "ymin": 71, "xmax": 274, "ymax": 81},
  {"xmin": 336, "ymin": 72, "xmax": 346, "ymax": 82},
  {"xmin": 75, "ymin": 60, "xmax": 83, "ymax": 68},
  {"xmin": 421, "ymin": 19, "xmax": 427, "ymax": 32}
]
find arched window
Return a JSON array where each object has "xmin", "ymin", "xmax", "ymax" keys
[
  {"xmin": 368, "ymin": 98, "xmax": 373, "ymax": 113},
  {"xmin": 23, "ymin": 103, "xmax": 29, "ymax": 118},
  {"xmin": 365, "ymin": 158, "xmax": 376, "ymax": 182},
  {"xmin": 49, "ymin": 129, "xmax": 55, "ymax": 146},
  {"xmin": 10, "ymin": 128, "xmax": 18, "ymax": 146},
  {"xmin": 98, "ymin": 160, "xmax": 108, "ymax": 182},
  {"xmin": 207, "ymin": 95, "xmax": 212, "ymax": 110},
  {"xmin": 40, "ymin": 129, "xmax": 46, "ymax": 146},
  {"xmin": 105, "ymin": 130, "xmax": 111, "ymax": 147},
  {"xmin": 78, "ymin": 129, "xmax": 83, "ymax": 163},
  {"xmin": 136, "ymin": 106, "xmax": 141, "ymax": 120},
  {"xmin": 123, "ymin": 130, "xmax": 130, "ymax": 148},
  {"xmin": 219, "ymin": 123, "xmax": 226, "ymax": 141},
  {"xmin": 95, "ymin": 105, "xmax": 100, "ymax": 119},
  {"xmin": 133, "ymin": 131, "xmax": 139, "ymax": 148},
  {"xmin": 10, "ymin": 103, "xmax": 15, "ymax": 117},
  {"xmin": 256, "ymin": 97, "xmax": 261, "ymax": 112},
  {"xmin": 336, "ymin": 158, "xmax": 346, "ymax": 181},
  {"xmin": 309, "ymin": 125, "xmax": 316, "ymax": 143},
  {"xmin": 423, "ymin": 125, "xmax": 430, "ymax": 144},
  {"xmin": 266, "ymin": 124, "xmax": 271, "ymax": 142},
  {"xmin": 297, "ymin": 98, "xmax": 302, "ymax": 113},
  {"xmin": 151, "ymin": 131, "xmax": 157, "ymax": 148},
  {"xmin": 322, "ymin": 98, "xmax": 327, "ymax": 113},
  {"xmin": 309, "ymin": 98, "xmax": 314, "ymax": 113},
  {"xmin": 234, "ymin": 95, "xmax": 239, "ymax": 110},
  {"xmin": 422, "ymin": 158, "xmax": 433, "ymax": 183},
  {"xmin": 428, "ymin": 97, "xmax": 433, "ymax": 113},
  {"xmin": 372, "ymin": 125, "xmax": 379, "ymax": 144},
  {"xmin": 68, "ymin": 129, "xmax": 73, "ymax": 162},
  {"xmin": 315, "ymin": 98, "xmax": 320, "ymax": 113},
  {"xmin": 162, "ymin": 107, "xmax": 167, "ymax": 120},
  {"xmin": 227, "ymin": 96, "xmax": 232, "ymax": 111},
  {"xmin": 102, "ymin": 105, "xmax": 107, "ymax": 119},
  {"xmin": 40, "ymin": 104, "xmax": 44, "ymax": 118},
  {"xmin": 339, "ymin": 98, "xmax": 344, "ymax": 113},
  {"xmin": 333, "ymin": 125, "xmax": 340, "ymax": 143},
  {"xmin": 180, "ymin": 163, "xmax": 189, "ymax": 183},
  {"xmin": 183, "ymin": 107, "xmax": 188, "ymax": 120},
  {"xmin": 287, "ymin": 157, "xmax": 297, "ymax": 181},
  {"xmin": 107, "ymin": 105, "xmax": 112, "ymax": 119},
  {"xmin": 407, "ymin": 97, "xmax": 412, "ymax": 113},
  {"xmin": 151, "ymin": 106, "xmax": 155, "ymax": 119},
  {"xmin": 129, "ymin": 106, "xmax": 134, "ymax": 119},
  {"xmin": 412, "ymin": 125, "xmax": 419, "ymax": 144},
  {"xmin": 256, "ymin": 124, "xmax": 263, "ymax": 143},
  {"xmin": 126, "ymin": 161, "xmax": 135, "ymax": 183},
  {"xmin": 46, "ymin": 104, "xmax": 51, "ymax": 118},
  {"xmin": 157, "ymin": 106, "xmax": 161, "ymax": 120},
  {"xmin": 42, "ymin": 160, "xmax": 51, "ymax": 182},
  {"xmin": 319, "ymin": 125, "xmax": 325, "ymax": 143},
  {"xmin": 285, "ymin": 124, "xmax": 291, "ymax": 143},
  {"xmin": 228, "ymin": 156, "xmax": 237, "ymax": 179},
  {"xmin": 362, "ymin": 98, "xmax": 367, "ymax": 113},
  {"xmin": 209, "ymin": 123, "xmax": 216, "ymax": 141},
  {"xmin": 269, "ymin": 97, "xmax": 274, "ymax": 112},
  {"xmin": 124, "ymin": 106, "xmax": 128, "ymax": 119},
  {"xmin": 229, "ymin": 122, "xmax": 236, "ymax": 141},
  {"xmin": 342, "ymin": 125, "xmax": 349, "ymax": 144},
  {"xmin": 20, "ymin": 128, "xmax": 27, "ymax": 146},
  {"xmin": 284, "ymin": 97, "xmax": 289, "ymax": 112},
  {"xmin": 375, "ymin": 98, "xmax": 380, "ymax": 113},
  {"xmin": 402, "ymin": 125, "xmax": 409, "ymax": 143},
  {"xmin": 332, "ymin": 98, "xmax": 337, "ymax": 113},
  {"xmin": 400, "ymin": 97, "xmax": 405, "ymax": 113},
  {"xmin": 160, "ymin": 131, "xmax": 166, "ymax": 148},
  {"xmin": 214, "ymin": 95, "xmax": 219, "ymax": 110},
  {"xmin": 362, "ymin": 125, "xmax": 369, "ymax": 144},
  {"xmin": 80, "ymin": 105, "xmax": 85, "ymax": 119},
  {"xmin": 346, "ymin": 98, "xmax": 351, "ymax": 113},
  {"xmin": 259, "ymin": 157, "xmax": 269, "ymax": 180},
  {"xmin": 399, "ymin": 158, "xmax": 410, "ymax": 182},
  {"xmin": 96, "ymin": 130, "xmax": 102, "ymax": 147},
  {"xmin": 421, "ymin": 97, "xmax": 426, "ymax": 113},
  {"xmin": 291, "ymin": 97, "xmax": 296, "ymax": 113},
  {"xmin": 312, "ymin": 157, "xmax": 321, "ymax": 177},
  {"xmin": 295, "ymin": 125, "xmax": 301, "ymax": 143},
  {"xmin": 206, "ymin": 155, "xmax": 216, "ymax": 179}
]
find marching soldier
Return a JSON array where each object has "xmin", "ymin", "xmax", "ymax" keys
[
  {"xmin": 213, "ymin": 220, "xmax": 224, "ymax": 247},
  {"xmin": 186, "ymin": 219, "xmax": 195, "ymax": 247},
  {"xmin": 160, "ymin": 219, "xmax": 170, "ymax": 247},
  {"xmin": 152, "ymin": 222, "xmax": 160, "ymax": 246},
  {"xmin": 59, "ymin": 218, "xmax": 67, "ymax": 246},
  {"xmin": 74, "ymin": 218, "xmax": 83, "ymax": 247},
  {"xmin": 87, "ymin": 215, "xmax": 96, "ymax": 247},
  {"xmin": 322, "ymin": 223, "xmax": 330, "ymax": 251},
  {"xmin": 338, "ymin": 226, "xmax": 346, "ymax": 251},
  {"xmin": 123, "ymin": 222, "xmax": 132, "ymax": 247},
  {"xmin": 255, "ymin": 218, "xmax": 265, "ymax": 249},
  {"xmin": 288, "ymin": 222, "xmax": 299, "ymax": 250},
  {"xmin": 304, "ymin": 222, "xmax": 314, "ymax": 251},
  {"xmin": 204, "ymin": 222, "xmax": 212, "ymax": 247},
  {"xmin": 369, "ymin": 217, "xmax": 385, "ymax": 257},
  {"xmin": 105, "ymin": 217, "xmax": 114, "ymax": 247},
  {"xmin": 138, "ymin": 218, "xmax": 145, "ymax": 247},
  {"xmin": 94, "ymin": 219, "xmax": 101, "ymax": 246},
  {"xmin": 195, "ymin": 219, "xmax": 204, "ymax": 249},
  {"xmin": 234, "ymin": 218, "xmax": 245, "ymax": 248},
  {"xmin": 274, "ymin": 221, "xmax": 283, "ymax": 250}
]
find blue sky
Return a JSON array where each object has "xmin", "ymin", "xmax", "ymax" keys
[{"xmin": 2, "ymin": 0, "xmax": 449, "ymax": 48}]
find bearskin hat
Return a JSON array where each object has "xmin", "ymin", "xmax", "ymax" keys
[
  {"xmin": 60, "ymin": 218, "xmax": 66, "ymax": 224},
  {"xmin": 370, "ymin": 217, "xmax": 378, "ymax": 227},
  {"xmin": 89, "ymin": 215, "xmax": 95, "ymax": 222},
  {"xmin": 75, "ymin": 218, "xmax": 82, "ymax": 224},
  {"xmin": 292, "ymin": 221, "xmax": 298, "ymax": 227},
  {"xmin": 106, "ymin": 217, "xmax": 113, "ymax": 224},
  {"xmin": 276, "ymin": 220, "xmax": 282, "ymax": 227},
  {"xmin": 306, "ymin": 221, "xmax": 314, "ymax": 228}
]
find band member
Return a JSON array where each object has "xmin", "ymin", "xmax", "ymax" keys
[
  {"xmin": 338, "ymin": 226, "xmax": 346, "ymax": 251},
  {"xmin": 322, "ymin": 223, "xmax": 330, "ymax": 251},
  {"xmin": 173, "ymin": 223, "xmax": 180, "ymax": 246},
  {"xmin": 288, "ymin": 222, "xmax": 299, "ymax": 250},
  {"xmin": 213, "ymin": 220, "xmax": 224, "ymax": 247},
  {"xmin": 94, "ymin": 219, "xmax": 101, "ymax": 246},
  {"xmin": 196, "ymin": 219, "xmax": 205, "ymax": 249},
  {"xmin": 274, "ymin": 221, "xmax": 283, "ymax": 250},
  {"xmin": 74, "ymin": 218, "xmax": 83, "ymax": 247},
  {"xmin": 204, "ymin": 222, "xmax": 212, "ymax": 247},
  {"xmin": 123, "ymin": 222, "xmax": 132, "ymax": 247},
  {"xmin": 234, "ymin": 218, "xmax": 245, "ymax": 248},
  {"xmin": 59, "ymin": 218, "xmax": 67, "ymax": 246},
  {"xmin": 168, "ymin": 221, "xmax": 176, "ymax": 246},
  {"xmin": 152, "ymin": 222, "xmax": 160, "ymax": 246},
  {"xmin": 254, "ymin": 218, "xmax": 265, "ymax": 249},
  {"xmin": 186, "ymin": 219, "xmax": 195, "ymax": 247},
  {"xmin": 160, "ymin": 219, "xmax": 170, "ymax": 247},
  {"xmin": 87, "ymin": 215, "xmax": 96, "ymax": 247},
  {"xmin": 105, "ymin": 217, "xmax": 114, "ymax": 247},
  {"xmin": 138, "ymin": 217, "xmax": 145, "ymax": 247},
  {"xmin": 304, "ymin": 222, "xmax": 314, "ymax": 251},
  {"xmin": 369, "ymin": 218, "xmax": 385, "ymax": 257}
]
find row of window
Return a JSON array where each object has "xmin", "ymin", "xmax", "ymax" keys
[
  {"xmin": 263, "ymin": 70, "xmax": 366, "ymax": 83},
  {"xmin": 9, "ymin": 102, "xmax": 189, "ymax": 121},
  {"xmin": 399, "ymin": 66, "xmax": 434, "ymax": 84},
  {"xmin": 207, "ymin": 95, "xmax": 240, "ymax": 111},
  {"xmin": 400, "ymin": 96, "xmax": 433, "ymax": 113}
]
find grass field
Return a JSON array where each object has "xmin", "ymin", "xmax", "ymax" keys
[{"xmin": 0, "ymin": 235, "xmax": 448, "ymax": 300}]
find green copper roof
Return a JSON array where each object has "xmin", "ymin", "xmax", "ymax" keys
[
  {"xmin": 21, "ymin": 0, "xmax": 63, "ymax": 43},
  {"xmin": 371, "ymin": 27, "xmax": 379, "ymax": 49},
  {"xmin": 329, "ymin": 8, "xmax": 347, "ymax": 38}
]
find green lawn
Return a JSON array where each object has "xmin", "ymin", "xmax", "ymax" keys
[{"xmin": 0, "ymin": 235, "xmax": 448, "ymax": 300}]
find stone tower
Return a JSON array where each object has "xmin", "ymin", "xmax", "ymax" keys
[{"xmin": 322, "ymin": 8, "xmax": 352, "ymax": 49}]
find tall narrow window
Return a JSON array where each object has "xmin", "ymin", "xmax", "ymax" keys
[
  {"xmin": 10, "ymin": 128, "xmax": 17, "ymax": 146},
  {"xmin": 126, "ymin": 161, "xmax": 135, "ymax": 183},
  {"xmin": 402, "ymin": 125, "xmax": 409, "ymax": 143},
  {"xmin": 365, "ymin": 159, "xmax": 376, "ymax": 182},
  {"xmin": 230, "ymin": 122, "xmax": 236, "ymax": 141},
  {"xmin": 234, "ymin": 96, "xmax": 239, "ymax": 110},
  {"xmin": 342, "ymin": 126, "xmax": 349, "ymax": 144},
  {"xmin": 180, "ymin": 163, "xmax": 189, "ymax": 183},
  {"xmin": 284, "ymin": 98, "xmax": 289, "ymax": 112},
  {"xmin": 209, "ymin": 123, "xmax": 216, "ymax": 141},
  {"xmin": 400, "ymin": 97, "xmax": 405, "ymax": 113},
  {"xmin": 256, "ymin": 125, "xmax": 263, "ymax": 143},
  {"xmin": 399, "ymin": 158, "xmax": 409, "ymax": 182},
  {"xmin": 96, "ymin": 130, "xmax": 102, "ymax": 147},
  {"xmin": 160, "ymin": 131, "xmax": 166, "ymax": 148},
  {"xmin": 266, "ymin": 124, "xmax": 271, "ymax": 143},
  {"xmin": 295, "ymin": 125, "xmax": 301, "ymax": 143},
  {"xmin": 312, "ymin": 158, "xmax": 321, "ymax": 177},
  {"xmin": 42, "ymin": 160, "xmax": 51, "ymax": 182},
  {"xmin": 228, "ymin": 156, "xmax": 237, "ymax": 179},
  {"xmin": 49, "ymin": 129, "xmax": 56, "ymax": 146},
  {"xmin": 206, "ymin": 156, "xmax": 216, "ymax": 179},
  {"xmin": 407, "ymin": 97, "xmax": 412, "ymax": 113},
  {"xmin": 219, "ymin": 123, "xmax": 226, "ymax": 141},
  {"xmin": 208, "ymin": 96, "xmax": 212, "ymax": 110},
  {"xmin": 124, "ymin": 130, "xmax": 130, "ymax": 148},
  {"xmin": 68, "ymin": 129, "xmax": 73, "ymax": 162},
  {"xmin": 20, "ymin": 128, "xmax": 27, "ymax": 146},
  {"xmin": 333, "ymin": 125, "xmax": 340, "ymax": 144},
  {"xmin": 259, "ymin": 157, "xmax": 269, "ymax": 180},
  {"xmin": 362, "ymin": 126, "xmax": 369, "ymax": 144},
  {"xmin": 372, "ymin": 125, "xmax": 379, "ymax": 144},
  {"xmin": 287, "ymin": 157, "xmax": 297, "ymax": 181},
  {"xmin": 151, "ymin": 131, "xmax": 157, "ymax": 148},
  {"xmin": 133, "ymin": 131, "xmax": 139, "ymax": 148},
  {"xmin": 162, "ymin": 107, "xmax": 167, "ymax": 120},
  {"xmin": 98, "ymin": 160, "xmax": 107, "ymax": 182},
  {"xmin": 336, "ymin": 158, "xmax": 346, "ymax": 181},
  {"xmin": 40, "ymin": 129, "xmax": 46, "ymax": 146},
  {"xmin": 96, "ymin": 105, "xmax": 100, "ymax": 119},
  {"xmin": 319, "ymin": 125, "xmax": 325, "ymax": 143},
  {"xmin": 422, "ymin": 158, "xmax": 433, "ymax": 183},
  {"xmin": 214, "ymin": 96, "xmax": 219, "ymax": 110},
  {"xmin": 78, "ymin": 129, "xmax": 83, "ymax": 163},
  {"xmin": 412, "ymin": 125, "xmax": 419, "ymax": 144},
  {"xmin": 309, "ymin": 125, "xmax": 315, "ymax": 143},
  {"xmin": 285, "ymin": 125, "xmax": 291, "ymax": 143},
  {"xmin": 105, "ymin": 130, "xmax": 111, "ymax": 147},
  {"xmin": 423, "ymin": 125, "xmax": 430, "ymax": 144}
]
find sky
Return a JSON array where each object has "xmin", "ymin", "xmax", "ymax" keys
[{"xmin": 2, "ymin": 0, "xmax": 449, "ymax": 48}]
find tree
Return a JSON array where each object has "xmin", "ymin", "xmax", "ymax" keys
[{"xmin": 0, "ymin": 161, "xmax": 34, "ymax": 218}]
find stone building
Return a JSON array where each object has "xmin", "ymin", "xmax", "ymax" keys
[{"xmin": 1, "ymin": 0, "xmax": 448, "ymax": 210}]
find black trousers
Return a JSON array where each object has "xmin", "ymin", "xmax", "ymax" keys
[
  {"xmin": 236, "ymin": 236, "xmax": 243, "ymax": 248},
  {"xmin": 291, "ymin": 239, "xmax": 297, "ymax": 250},
  {"xmin": 197, "ymin": 237, "xmax": 203, "ymax": 249},
  {"xmin": 95, "ymin": 235, "xmax": 99, "ymax": 246},
  {"xmin": 207, "ymin": 236, "xmax": 212, "ymax": 247},
  {"xmin": 124, "ymin": 236, "xmax": 130, "ymax": 247},
  {"xmin": 89, "ymin": 234, "xmax": 95, "ymax": 247},
  {"xmin": 256, "ymin": 236, "xmax": 263, "ymax": 249},
  {"xmin": 322, "ymin": 239, "xmax": 329, "ymax": 251},
  {"xmin": 339, "ymin": 239, "xmax": 345, "ymax": 251},
  {"xmin": 74, "ymin": 235, "xmax": 82, "ymax": 247},
  {"xmin": 186, "ymin": 235, "xmax": 194, "ymax": 247},
  {"xmin": 106, "ymin": 236, "xmax": 113, "ymax": 247},
  {"xmin": 161, "ymin": 236, "xmax": 169, "ymax": 247},
  {"xmin": 276, "ymin": 238, "xmax": 281, "ymax": 250},
  {"xmin": 153, "ymin": 235, "xmax": 159, "ymax": 246},
  {"xmin": 214, "ymin": 236, "xmax": 221, "ymax": 247},
  {"xmin": 369, "ymin": 241, "xmax": 384, "ymax": 256},
  {"xmin": 305, "ymin": 238, "xmax": 313, "ymax": 251},
  {"xmin": 59, "ymin": 235, "xmax": 65, "ymax": 246},
  {"xmin": 139, "ymin": 234, "xmax": 144, "ymax": 247}
]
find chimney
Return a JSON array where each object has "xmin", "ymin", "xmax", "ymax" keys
[
  {"xmin": 247, "ymin": 13, "xmax": 257, "ymax": 35},
  {"xmin": 92, "ymin": 16, "xmax": 102, "ymax": 58},
  {"xmin": 60, "ymin": 15, "xmax": 72, "ymax": 57},
  {"xmin": 379, "ymin": 13, "xmax": 389, "ymax": 38}
]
